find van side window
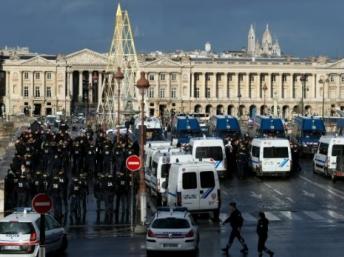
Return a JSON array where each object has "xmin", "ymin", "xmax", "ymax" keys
[
  {"xmin": 252, "ymin": 146, "xmax": 260, "ymax": 158},
  {"xmin": 152, "ymin": 161, "xmax": 158, "ymax": 176},
  {"xmin": 182, "ymin": 172, "xmax": 197, "ymax": 189},
  {"xmin": 319, "ymin": 143, "xmax": 329, "ymax": 155},
  {"xmin": 332, "ymin": 145, "xmax": 344, "ymax": 156},
  {"xmin": 200, "ymin": 171, "xmax": 215, "ymax": 188}
]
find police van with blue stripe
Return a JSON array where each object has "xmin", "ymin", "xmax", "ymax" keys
[
  {"xmin": 163, "ymin": 162, "xmax": 220, "ymax": 219},
  {"xmin": 250, "ymin": 138, "xmax": 291, "ymax": 176},
  {"xmin": 188, "ymin": 137, "xmax": 227, "ymax": 177}
]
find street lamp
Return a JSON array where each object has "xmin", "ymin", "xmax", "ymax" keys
[
  {"xmin": 300, "ymin": 74, "xmax": 307, "ymax": 116},
  {"xmin": 237, "ymin": 93, "xmax": 242, "ymax": 117},
  {"xmin": 263, "ymin": 83, "xmax": 268, "ymax": 115},
  {"xmin": 318, "ymin": 77, "xmax": 329, "ymax": 119},
  {"xmin": 114, "ymin": 67, "xmax": 124, "ymax": 144},
  {"xmin": 135, "ymin": 71, "xmax": 150, "ymax": 225}
]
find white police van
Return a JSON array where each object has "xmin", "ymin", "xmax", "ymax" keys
[
  {"xmin": 0, "ymin": 208, "xmax": 67, "ymax": 257},
  {"xmin": 188, "ymin": 137, "xmax": 227, "ymax": 177},
  {"xmin": 250, "ymin": 138, "xmax": 291, "ymax": 176},
  {"xmin": 147, "ymin": 150, "xmax": 193, "ymax": 206},
  {"xmin": 313, "ymin": 136, "xmax": 344, "ymax": 181},
  {"xmin": 164, "ymin": 162, "xmax": 220, "ymax": 218}
]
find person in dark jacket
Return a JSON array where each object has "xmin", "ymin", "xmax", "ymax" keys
[
  {"xmin": 257, "ymin": 212, "xmax": 274, "ymax": 257},
  {"xmin": 222, "ymin": 202, "xmax": 249, "ymax": 255}
]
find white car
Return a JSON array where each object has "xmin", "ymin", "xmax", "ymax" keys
[
  {"xmin": 146, "ymin": 207, "xmax": 199, "ymax": 257},
  {"xmin": 0, "ymin": 208, "xmax": 67, "ymax": 257}
]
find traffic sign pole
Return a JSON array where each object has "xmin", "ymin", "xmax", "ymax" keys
[
  {"xmin": 126, "ymin": 155, "xmax": 141, "ymax": 232},
  {"xmin": 39, "ymin": 214, "xmax": 46, "ymax": 257},
  {"xmin": 32, "ymin": 193, "xmax": 52, "ymax": 257}
]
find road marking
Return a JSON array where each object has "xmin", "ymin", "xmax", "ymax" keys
[
  {"xmin": 264, "ymin": 212, "xmax": 280, "ymax": 221},
  {"xmin": 263, "ymin": 183, "xmax": 284, "ymax": 196},
  {"xmin": 286, "ymin": 197, "xmax": 295, "ymax": 203},
  {"xmin": 222, "ymin": 190, "xmax": 228, "ymax": 196},
  {"xmin": 219, "ymin": 213, "xmax": 228, "ymax": 222},
  {"xmin": 242, "ymin": 213, "xmax": 257, "ymax": 222},
  {"xmin": 250, "ymin": 191, "xmax": 262, "ymax": 199},
  {"xmin": 303, "ymin": 211, "xmax": 326, "ymax": 220},
  {"xmin": 302, "ymin": 190, "xmax": 315, "ymax": 198},
  {"xmin": 299, "ymin": 175, "xmax": 344, "ymax": 200},
  {"xmin": 280, "ymin": 211, "xmax": 302, "ymax": 221},
  {"xmin": 326, "ymin": 210, "xmax": 344, "ymax": 220}
]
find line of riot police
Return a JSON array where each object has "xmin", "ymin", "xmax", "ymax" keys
[{"xmin": 4, "ymin": 121, "xmax": 140, "ymax": 226}]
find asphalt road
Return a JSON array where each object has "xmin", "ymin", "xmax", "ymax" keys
[{"xmin": 60, "ymin": 158, "xmax": 344, "ymax": 257}]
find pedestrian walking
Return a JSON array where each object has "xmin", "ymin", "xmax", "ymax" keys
[
  {"xmin": 257, "ymin": 212, "xmax": 274, "ymax": 257},
  {"xmin": 222, "ymin": 202, "xmax": 248, "ymax": 255}
]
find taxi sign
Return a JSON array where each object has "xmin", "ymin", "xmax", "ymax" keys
[
  {"xmin": 126, "ymin": 155, "xmax": 141, "ymax": 171},
  {"xmin": 32, "ymin": 193, "xmax": 52, "ymax": 214}
]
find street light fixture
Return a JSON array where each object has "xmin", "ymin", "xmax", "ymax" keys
[
  {"xmin": 114, "ymin": 67, "xmax": 124, "ymax": 144},
  {"xmin": 135, "ymin": 71, "xmax": 150, "ymax": 225},
  {"xmin": 300, "ymin": 74, "xmax": 307, "ymax": 116},
  {"xmin": 318, "ymin": 77, "xmax": 329, "ymax": 119}
]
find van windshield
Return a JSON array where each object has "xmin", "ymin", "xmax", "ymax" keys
[
  {"xmin": 332, "ymin": 145, "xmax": 344, "ymax": 156},
  {"xmin": 0, "ymin": 222, "xmax": 34, "ymax": 234},
  {"xmin": 263, "ymin": 147, "xmax": 289, "ymax": 158},
  {"xmin": 195, "ymin": 146, "xmax": 223, "ymax": 160},
  {"xmin": 161, "ymin": 163, "xmax": 171, "ymax": 178}
]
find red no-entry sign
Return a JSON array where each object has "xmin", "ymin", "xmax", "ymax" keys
[
  {"xmin": 126, "ymin": 155, "xmax": 141, "ymax": 171},
  {"xmin": 32, "ymin": 193, "xmax": 52, "ymax": 214}
]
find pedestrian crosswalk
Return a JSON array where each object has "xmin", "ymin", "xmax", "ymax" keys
[{"xmin": 220, "ymin": 209, "xmax": 344, "ymax": 224}]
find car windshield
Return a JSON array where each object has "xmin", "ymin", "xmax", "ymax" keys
[
  {"xmin": 0, "ymin": 222, "xmax": 34, "ymax": 234},
  {"xmin": 195, "ymin": 146, "xmax": 223, "ymax": 160},
  {"xmin": 303, "ymin": 130, "xmax": 323, "ymax": 138},
  {"xmin": 152, "ymin": 218, "xmax": 190, "ymax": 229},
  {"xmin": 263, "ymin": 147, "xmax": 289, "ymax": 158}
]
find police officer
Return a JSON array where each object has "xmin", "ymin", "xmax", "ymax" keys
[
  {"xmin": 5, "ymin": 169, "xmax": 17, "ymax": 211},
  {"xmin": 72, "ymin": 141, "xmax": 82, "ymax": 175},
  {"xmin": 57, "ymin": 170, "xmax": 68, "ymax": 217},
  {"xmin": 257, "ymin": 212, "xmax": 274, "ymax": 257},
  {"xmin": 102, "ymin": 140, "xmax": 113, "ymax": 174},
  {"xmin": 94, "ymin": 173, "xmax": 106, "ymax": 224},
  {"xmin": 49, "ymin": 175, "xmax": 63, "ymax": 223},
  {"xmin": 291, "ymin": 143, "xmax": 301, "ymax": 172},
  {"xmin": 222, "ymin": 202, "xmax": 249, "ymax": 255},
  {"xmin": 41, "ymin": 141, "xmax": 51, "ymax": 173},
  {"xmin": 15, "ymin": 174, "xmax": 30, "ymax": 207},
  {"xmin": 104, "ymin": 173, "xmax": 115, "ymax": 224},
  {"xmin": 69, "ymin": 177, "xmax": 81, "ymax": 225},
  {"xmin": 41, "ymin": 172, "xmax": 50, "ymax": 193},
  {"xmin": 79, "ymin": 173, "xmax": 89, "ymax": 224},
  {"xmin": 115, "ymin": 171, "xmax": 129, "ymax": 224},
  {"xmin": 85, "ymin": 144, "xmax": 96, "ymax": 179},
  {"xmin": 237, "ymin": 142, "xmax": 249, "ymax": 179},
  {"xmin": 31, "ymin": 171, "xmax": 44, "ymax": 197}
]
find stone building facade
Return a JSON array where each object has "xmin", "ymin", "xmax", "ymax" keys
[{"xmin": 1, "ymin": 48, "xmax": 344, "ymax": 120}]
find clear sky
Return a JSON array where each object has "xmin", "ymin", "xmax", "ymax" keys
[{"xmin": 1, "ymin": 0, "xmax": 343, "ymax": 57}]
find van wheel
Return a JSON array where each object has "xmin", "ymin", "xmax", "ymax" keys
[
  {"xmin": 146, "ymin": 250, "xmax": 155, "ymax": 257},
  {"xmin": 212, "ymin": 209, "xmax": 220, "ymax": 222},
  {"xmin": 331, "ymin": 175, "xmax": 337, "ymax": 183}
]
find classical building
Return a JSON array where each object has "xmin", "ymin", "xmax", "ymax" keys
[{"xmin": 1, "ymin": 47, "xmax": 344, "ymax": 120}]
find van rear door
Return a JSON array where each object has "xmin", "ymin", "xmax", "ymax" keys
[
  {"xmin": 263, "ymin": 146, "xmax": 290, "ymax": 172},
  {"xmin": 199, "ymin": 171, "xmax": 217, "ymax": 210},
  {"xmin": 181, "ymin": 172, "xmax": 199, "ymax": 210}
]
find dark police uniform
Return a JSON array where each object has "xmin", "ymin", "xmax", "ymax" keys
[{"xmin": 257, "ymin": 213, "xmax": 274, "ymax": 257}]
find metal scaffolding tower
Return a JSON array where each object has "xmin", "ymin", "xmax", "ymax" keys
[{"xmin": 97, "ymin": 3, "xmax": 139, "ymax": 127}]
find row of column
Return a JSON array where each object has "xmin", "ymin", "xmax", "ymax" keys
[{"xmin": 191, "ymin": 72, "xmax": 329, "ymax": 101}]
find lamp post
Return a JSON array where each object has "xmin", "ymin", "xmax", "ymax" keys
[
  {"xmin": 135, "ymin": 71, "xmax": 150, "ymax": 225},
  {"xmin": 300, "ymin": 74, "xmax": 307, "ymax": 116},
  {"xmin": 263, "ymin": 83, "xmax": 268, "ymax": 115},
  {"xmin": 319, "ymin": 77, "xmax": 329, "ymax": 119},
  {"xmin": 237, "ymin": 93, "xmax": 242, "ymax": 118},
  {"xmin": 115, "ymin": 67, "xmax": 124, "ymax": 144}
]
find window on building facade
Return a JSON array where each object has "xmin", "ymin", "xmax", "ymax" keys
[
  {"xmin": 330, "ymin": 76, "xmax": 335, "ymax": 82},
  {"xmin": 272, "ymin": 75, "xmax": 276, "ymax": 82},
  {"xmin": 149, "ymin": 74, "xmax": 155, "ymax": 81},
  {"xmin": 171, "ymin": 88, "xmax": 177, "ymax": 98},
  {"xmin": 217, "ymin": 74, "xmax": 221, "ymax": 81},
  {"xmin": 24, "ymin": 86, "xmax": 29, "ymax": 97},
  {"xmin": 250, "ymin": 75, "xmax": 254, "ymax": 82},
  {"xmin": 239, "ymin": 74, "xmax": 243, "ymax": 82},
  {"xmin": 195, "ymin": 88, "xmax": 200, "ymax": 98},
  {"xmin": 159, "ymin": 88, "xmax": 165, "ymax": 98},
  {"xmin": 148, "ymin": 88, "xmax": 154, "ymax": 98},
  {"xmin": 283, "ymin": 75, "xmax": 287, "ymax": 82},
  {"xmin": 206, "ymin": 87, "xmax": 211, "ymax": 98},
  {"xmin": 171, "ymin": 73, "xmax": 177, "ymax": 81},
  {"xmin": 261, "ymin": 76, "xmax": 265, "ymax": 82},
  {"xmin": 24, "ymin": 72, "xmax": 29, "ymax": 79},
  {"xmin": 195, "ymin": 74, "xmax": 199, "ymax": 81},
  {"xmin": 47, "ymin": 72, "xmax": 52, "ymax": 80},
  {"xmin": 228, "ymin": 74, "xmax": 232, "ymax": 82},
  {"xmin": 206, "ymin": 75, "xmax": 210, "ymax": 81},
  {"xmin": 46, "ymin": 87, "xmax": 52, "ymax": 98},
  {"xmin": 341, "ymin": 76, "xmax": 344, "ymax": 83},
  {"xmin": 160, "ymin": 73, "xmax": 165, "ymax": 81},
  {"xmin": 35, "ymin": 87, "xmax": 40, "ymax": 97},
  {"xmin": 35, "ymin": 72, "xmax": 40, "ymax": 80}
]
